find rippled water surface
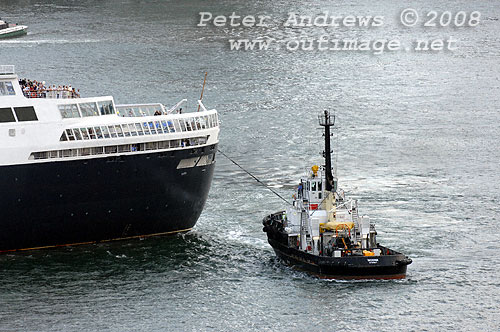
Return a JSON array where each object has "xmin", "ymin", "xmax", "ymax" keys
[{"xmin": 1, "ymin": 0, "xmax": 499, "ymax": 331}]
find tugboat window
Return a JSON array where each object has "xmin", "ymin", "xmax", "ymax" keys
[
  {"xmin": 14, "ymin": 106, "xmax": 38, "ymax": 121},
  {"xmin": 311, "ymin": 182, "xmax": 317, "ymax": 191},
  {"xmin": 0, "ymin": 107, "xmax": 15, "ymax": 122}
]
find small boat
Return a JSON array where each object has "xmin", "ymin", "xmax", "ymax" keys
[
  {"xmin": 263, "ymin": 110, "xmax": 412, "ymax": 279},
  {"xmin": 0, "ymin": 19, "xmax": 28, "ymax": 39}
]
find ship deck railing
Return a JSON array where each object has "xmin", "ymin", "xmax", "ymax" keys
[
  {"xmin": 115, "ymin": 103, "xmax": 167, "ymax": 117},
  {"xmin": 0, "ymin": 65, "xmax": 15, "ymax": 75},
  {"xmin": 116, "ymin": 100, "xmax": 211, "ymax": 117},
  {"xmin": 23, "ymin": 88, "xmax": 80, "ymax": 99}
]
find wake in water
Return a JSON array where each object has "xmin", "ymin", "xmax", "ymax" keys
[{"xmin": 0, "ymin": 39, "xmax": 102, "ymax": 46}]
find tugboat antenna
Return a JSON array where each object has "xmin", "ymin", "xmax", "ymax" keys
[{"xmin": 318, "ymin": 110, "xmax": 335, "ymax": 192}]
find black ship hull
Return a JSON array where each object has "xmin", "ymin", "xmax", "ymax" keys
[{"xmin": 0, "ymin": 144, "xmax": 217, "ymax": 252}]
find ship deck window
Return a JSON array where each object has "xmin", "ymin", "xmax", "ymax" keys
[
  {"xmin": 0, "ymin": 81, "xmax": 15, "ymax": 96},
  {"xmin": 161, "ymin": 120, "xmax": 168, "ymax": 133},
  {"xmin": 14, "ymin": 106, "xmax": 38, "ymax": 122},
  {"xmin": 149, "ymin": 121, "xmax": 157, "ymax": 134},
  {"xmin": 167, "ymin": 120, "xmax": 175, "ymax": 133},
  {"xmin": 102, "ymin": 126, "xmax": 110, "ymax": 138},
  {"xmin": 88, "ymin": 127, "xmax": 96, "ymax": 139},
  {"xmin": 122, "ymin": 124, "xmax": 130, "ymax": 137},
  {"xmin": 108, "ymin": 125, "xmax": 117, "ymax": 138},
  {"xmin": 66, "ymin": 129, "xmax": 75, "ymax": 141},
  {"xmin": 98, "ymin": 100, "xmax": 114, "ymax": 115},
  {"xmin": 73, "ymin": 129, "xmax": 82, "ymax": 140},
  {"xmin": 146, "ymin": 142, "xmax": 158, "ymax": 150},
  {"xmin": 0, "ymin": 107, "xmax": 16, "ymax": 122},
  {"xmin": 173, "ymin": 119, "xmax": 181, "ymax": 132},
  {"xmin": 155, "ymin": 121, "xmax": 164, "ymax": 134},
  {"xmin": 126, "ymin": 124, "xmax": 137, "ymax": 136},
  {"xmin": 80, "ymin": 148, "xmax": 91, "ymax": 156},
  {"xmin": 95, "ymin": 127, "xmax": 103, "ymax": 138},
  {"xmin": 115, "ymin": 125, "xmax": 124, "ymax": 137},
  {"xmin": 135, "ymin": 123, "xmax": 144, "ymax": 135},
  {"xmin": 30, "ymin": 135, "xmax": 211, "ymax": 161},
  {"xmin": 118, "ymin": 144, "xmax": 130, "ymax": 153},
  {"xmin": 80, "ymin": 128, "xmax": 90, "ymax": 140},
  {"xmin": 59, "ymin": 104, "xmax": 80, "ymax": 118},
  {"xmin": 179, "ymin": 120, "xmax": 187, "ymax": 132},
  {"xmin": 105, "ymin": 146, "xmax": 117, "ymax": 154},
  {"xmin": 80, "ymin": 102, "xmax": 99, "ymax": 117}
]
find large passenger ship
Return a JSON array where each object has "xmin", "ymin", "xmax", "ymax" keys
[{"xmin": 0, "ymin": 66, "xmax": 219, "ymax": 252}]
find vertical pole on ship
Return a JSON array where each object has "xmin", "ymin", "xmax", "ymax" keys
[{"xmin": 197, "ymin": 72, "xmax": 208, "ymax": 112}]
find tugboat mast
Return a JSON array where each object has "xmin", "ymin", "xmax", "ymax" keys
[{"xmin": 319, "ymin": 110, "xmax": 336, "ymax": 192}]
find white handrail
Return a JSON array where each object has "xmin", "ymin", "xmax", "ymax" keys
[
  {"xmin": 167, "ymin": 99, "xmax": 187, "ymax": 114},
  {"xmin": 197, "ymin": 100, "xmax": 208, "ymax": 112},
  {"xmin": 0, "ymin": 65, "xmax": 15, "ymax": 75}
]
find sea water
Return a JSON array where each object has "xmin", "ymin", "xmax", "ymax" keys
[{"xmin": 0, "ymin": 0, "xmax": 499, "ymax": 331}]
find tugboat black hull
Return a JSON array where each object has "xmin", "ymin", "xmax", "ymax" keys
[
  {"xmin": 268, "ymin": 238, "xmax": 409, "ymax": 280},
  {"xmin": 263, "ymin": 212, "xmax": 412, "ymax": 280},
  {"xmin": 0, "ymin": 145, "xmax": 217, "ymax": 252}
]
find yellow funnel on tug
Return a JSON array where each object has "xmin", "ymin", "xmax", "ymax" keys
[{"xmin": 311, "ymin": 165, "xmax": 319, "ymax": 177}]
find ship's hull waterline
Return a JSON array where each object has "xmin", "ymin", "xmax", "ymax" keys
[{"xmin": 0, "ymin": 144, "xmax": 217, "ymax": 252}]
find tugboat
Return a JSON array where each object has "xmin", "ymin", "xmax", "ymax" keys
[
  {"xmin": 0, "ymin": 65, "xmax": 219, "ymax": 252},
  {"xmin": 0, "ymin": 19, "xmax": 28, "ymax": 39},
  {"xmin": 263, "ymin": 111, "xmax": 412, "ymax": 279}
]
